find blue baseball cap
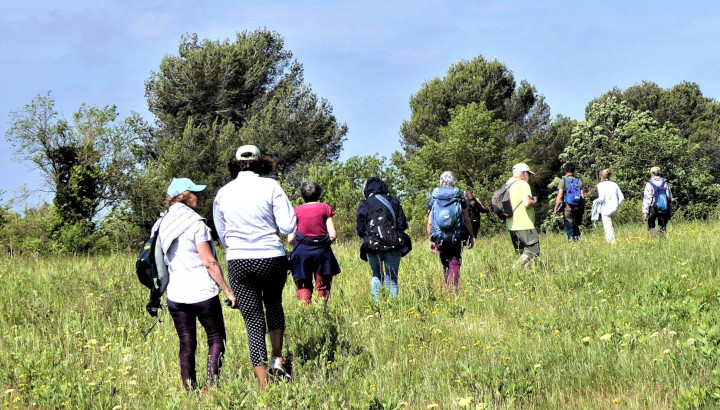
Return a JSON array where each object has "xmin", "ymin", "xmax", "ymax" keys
[{"xmin": 166, "ymin": 178, "xmax": 206, "ymax": 197}]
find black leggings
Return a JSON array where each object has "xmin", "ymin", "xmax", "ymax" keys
[
  {"xmin": 167, "ymin": 295, "xmax": 226, "ymax": 391},
  {"xmin": 228, "ymin": 257, "xmax": 288, "ymax": 367},
  {"xmin": 648, "ymin": 207, "xmax": 671, "ymax": 232}
]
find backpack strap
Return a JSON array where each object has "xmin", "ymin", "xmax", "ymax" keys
[
  {"xmin": 506, "ymin": 179, "xmax": 523, "ymax": 213},
  {"xmin": 371, "ymin": 194, "xmax": 396, "ymax": 227},
  {"xmin": 649, "ymin": 180, "xmax": 664, "ymax": 194}
]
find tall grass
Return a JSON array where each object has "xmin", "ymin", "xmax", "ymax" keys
[{"xmin": 1, "ymin": 221, "xmax": 719, "ymax": 408}]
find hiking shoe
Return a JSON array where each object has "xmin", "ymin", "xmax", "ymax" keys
[{"xmin": 268, "ymin": 356, "xmax": 287, "ymax": 379}]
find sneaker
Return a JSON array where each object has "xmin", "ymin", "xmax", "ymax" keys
[{"xmin": 268, "ymin": 356, "xmax": 287, "ymax": 379}]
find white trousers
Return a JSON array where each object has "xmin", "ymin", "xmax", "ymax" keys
[{"xmin": 601, "ymin": 214, "xmax": 615, "ymax": 243}]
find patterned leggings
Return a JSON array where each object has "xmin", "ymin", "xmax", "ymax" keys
[{"xmin": 228, "ymin": 257, "xmax": 288, "ymax": 367}]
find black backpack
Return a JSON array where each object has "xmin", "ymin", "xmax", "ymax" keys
[
  {"xmin": 491, "ymin": 180, "xmax": 520, "ymax": 220},
  {"xmin": 364, "ymin": 194, "xmax": 401, "ymax": 251},
  {"xmin": 135, "ymin": 219, "xmax": 168, "ymax": 316}
]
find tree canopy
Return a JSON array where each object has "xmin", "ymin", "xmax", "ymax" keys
[
  {"xmin": 142, "ymin": 30, "xmax": 348, "ymax": 222},
  {"xmin": 399, "ymin": 55, "xmax": 550, "ymax": 152}
]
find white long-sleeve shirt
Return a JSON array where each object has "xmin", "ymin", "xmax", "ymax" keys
[
  {"xmin": 213, "ymin": 171, "xmax": 296, "ymax": 260},
  {"xmin": 596, "ymin": 180, "xmax": 625, "ymax": 216}
]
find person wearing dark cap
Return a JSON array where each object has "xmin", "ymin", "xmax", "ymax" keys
[
  {"xmin": 642, "ymin": 166, "xmax": 673, "ymax": 238},
  {"xmin": 213, "ymin": 145, "xmax": 296, "ymax": 390},
  {"xmin": 159, "ymin": 177, "xmax": 236, "ymax": 392},
  {"xmin": 506, "ymin": 163, "xmax": 540, "ymax": 272}
]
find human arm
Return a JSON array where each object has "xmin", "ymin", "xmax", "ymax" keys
[
  {"xmin": 326, "ymin": 216, "xmax": 337, "ymax": 242},
  {"xmin": 427, "ymin": 211, "xmax": 438, "ymax": 253},
  {"xmin": 356, "ymin": 202, "xmax": 367, "ymax": 237},
  {"xmin": 212, "ymin": 197, "xmax": 228, "ymax": 248},
  {"xmin": 524, "ymin": 183, "xmax": 538, "ymax": 209},
  {"xmin": 394, "ymin": 198, "xmax": 408, "ymax": 231},
  {"xmin": 477, "ymin": 199, "xmax": 489, "ymax": 213},
  {"xmin": 463, "ymin": 207, "xmax": 475, "ymax": 249},
  {"xmin": 553, "ymin": 185, "xmax": 563, "ymax": 215},
  {"xmin": 641, "ymin": 182, "xmax": 653, "ymax": 215},
  {"xmin": 197, "ymin": 241, "xmax": 236, "ymax": 308},
  {"xmin": 273, "ymin": 184, "xmax": 297, "ymax": 235},
  {"xmin": 287, "ymin": 228, "xmax": 296, "ymax": 245}
]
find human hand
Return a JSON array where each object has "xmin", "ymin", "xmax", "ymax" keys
[
  {"xmin": 468, "ymin": 236, "xmax": 476, "ymax": 249},
  {"xmin": 642, "ymin": 214, "xmax": 648, "ymax": 221},
  {"xmin": 429, "ymin": 241, "xmax": 439, "ymax": 254},
  {"xmin": 224, "ymin": 292, "xmax": 237, "ymax": 309}
]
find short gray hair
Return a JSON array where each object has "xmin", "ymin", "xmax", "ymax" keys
[{"xmin": 439, "ymin": 171, "xmax": 456, "ymax": 187}]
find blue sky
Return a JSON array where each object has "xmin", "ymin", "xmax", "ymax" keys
[{"xmin": 1, "ymin": 0, "xmax": 719, "ymax": 208}]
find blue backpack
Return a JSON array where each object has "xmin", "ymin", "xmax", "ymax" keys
[
  {"xmin": 650, "ymin": 180, "xmax": 669, "ymax": 212},
  {"xmin": 564, "ymin": 177, "xmax": 582, "ymax": 206},
  {"xmin": 429, "ymin": 187, "xmax": 469, "ymax": 248}
]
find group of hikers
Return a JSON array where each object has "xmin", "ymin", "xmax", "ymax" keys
[{"xmin": 146, "ymin": 144, "xmax": 674, "ymax": 392}]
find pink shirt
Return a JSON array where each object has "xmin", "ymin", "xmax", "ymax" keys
[{"xmin": 295, "ymin": 203, "xmax": 334, "ymax": 237}]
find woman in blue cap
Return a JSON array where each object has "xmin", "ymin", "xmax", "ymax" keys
[{"xmin": 159, "ymin": 177, "xmax": 236, "ymax": 392}]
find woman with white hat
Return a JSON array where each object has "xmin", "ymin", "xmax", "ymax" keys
[{"xmin": 213, "ymin": 145, "xmax": 296, "ymax": 390}]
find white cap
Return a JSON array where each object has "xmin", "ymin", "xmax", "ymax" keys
[
  {"xmin": 235, "ymin": 145, "xmax": 261, "ymax": 160},
  {"xmin": 512, "ymin": 163, "xmax": 534, "ymax": 174}
]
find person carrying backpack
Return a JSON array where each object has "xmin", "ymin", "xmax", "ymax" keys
[
  {"xmin": 642, "ymin": 166, "xmax": 673, "ymax": 238},
  {"xmin": 464, "ymin": 188, "xmax": 489, "ymax": 239},
  {"xmin": 160, "ymin": 178, "xmax": 236, "ymax": 392},
  {"xmin": 553, "ymin": 163, "xmax": 586, "ymax": 241},
  {"xmin": 505, "ymin": 163, "xmax": 540, "ymax": 272},
  {"xmin": 356, "ymin": 177, "xmax": 411, "ymax": 301},
  {"xmin": 427, "ymin": 172, "xmax": 475, "ymax": 293}
]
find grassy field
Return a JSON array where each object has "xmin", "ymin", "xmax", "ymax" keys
[{"xmin": 2, "ymin": 220, "xmax": 720, "ymax": 409}]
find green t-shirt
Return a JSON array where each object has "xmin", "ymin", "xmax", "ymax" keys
[{"xmin": 506, "ymin": 177, "xmax": 535, "ymax": 231}]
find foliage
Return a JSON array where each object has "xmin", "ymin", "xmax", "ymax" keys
[
  {"xmin": 396, "ymin": 103, "xmax": 517, "ymax": 235},
  {"xmin": 0, "ymin": 204, "xmax": 56, "ymax": 255},
  {"xmin": 591, "ymin": 81, "xmax": 720, "ymax": 183},
  {"xmin": 143, "ymin": 30, "xmax": 347, "ymax": 224},
  {"xmin": 399, "ymin": 55, "xmax": 550, "ymax": 152},
  {"xmin": 2, "ymin": 222, "xmax": 720, "ymax": 408},
  {"xmin": 560, "ymin": 96, "xmax": 719, "ymax": 220},
  {"xmin": 5, "ymin": 93, "xmax": 147, "ymax": 229}
]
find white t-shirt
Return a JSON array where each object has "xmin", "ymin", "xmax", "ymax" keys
[
  {"xmin": 596, "ymin": 180, "xmax": 624, "ymax": 216},
  {"xmin": 165, "ymin": 219, "xmax": 219, "ymax": 304}
]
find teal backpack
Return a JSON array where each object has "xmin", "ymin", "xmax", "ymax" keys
[{"xmin": 429, "ymin": 187, "xmax": 469, "ymax": 248}]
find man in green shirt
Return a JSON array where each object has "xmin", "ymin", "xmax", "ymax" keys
[{"xmin": 506, "ymin": 163, "xmax": 539, "ymax": 272}]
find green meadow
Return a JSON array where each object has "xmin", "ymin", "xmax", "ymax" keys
[{"xmin": 2, "ymin": 220, "xmax": 720, "ymax": 409}]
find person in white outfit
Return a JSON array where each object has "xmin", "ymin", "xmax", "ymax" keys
[
  {"xmin": 595, "ymin": 169, "xmax": 624, "ymax": 243},
  {"xmin": 213, "ymin": 145, "xmax": 297, "ymax": 390}
]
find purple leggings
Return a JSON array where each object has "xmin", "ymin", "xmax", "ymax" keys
[
  {"xmin": 167, "ymin": 295, "xmax": 226, "ymax": 390},
  {"xmin": 439, "ymin": 245, "xmax": 463, "ymax": 292}
]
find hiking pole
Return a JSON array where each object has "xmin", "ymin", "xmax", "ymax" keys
[{"xmin": 142, "ymin": 316, "xmax": 162, "ymax": 340}]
